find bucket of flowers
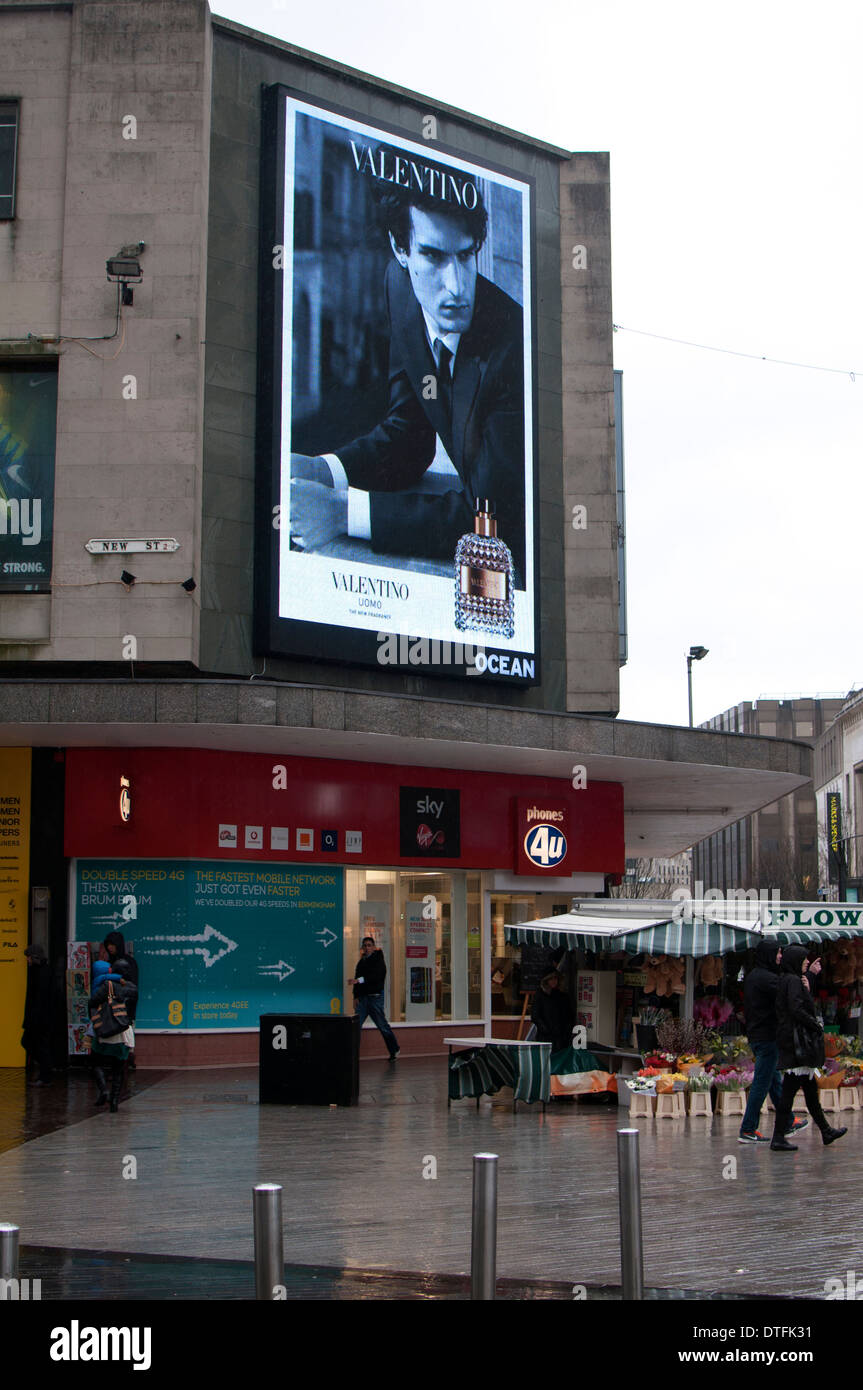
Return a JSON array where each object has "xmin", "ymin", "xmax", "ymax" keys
[
  {"xmin": 710, "ymin": 1064, "xmax": 753, "ymax": 1114},
  {"xmin": 687, "ymin": 1071, "xmax": 713, "ymax": 1093},
  {"xmin": 676, "ymin": 1052, "xmax": 705, "ymax": 1076}
]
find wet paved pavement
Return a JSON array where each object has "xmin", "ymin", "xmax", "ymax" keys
[{"xmin": 0, "ymin": 1059, "xmax": 860, "ymax": 1299}]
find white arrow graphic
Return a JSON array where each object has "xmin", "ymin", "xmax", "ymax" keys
[
  {"xmin": 259, "ymin": 960, "xmax": 296, "ymax": 983},
  {"xmin": 148, "ymin": 924, "xmax": 238, "ymax": 969},
  {"xmin": 316, "ymin": 927, "xmax": 337, "ymax": 948}
]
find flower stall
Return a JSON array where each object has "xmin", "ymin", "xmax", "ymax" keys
[{"xmin": 504, "ymin": 899, "xmax": 863, "ymax": 1109}]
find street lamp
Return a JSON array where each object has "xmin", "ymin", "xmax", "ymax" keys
[{"xmin": 687, "ymin": 645, "xmax": 709, "ymax": 727}]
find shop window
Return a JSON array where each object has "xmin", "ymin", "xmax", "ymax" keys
[
  {"xmin": 344, "ymin": 869, "xmax": 481, "ymax": 1022},
  {"xmin": 0, "ymin": 101, "xmax": 18, "ymax": 219}
]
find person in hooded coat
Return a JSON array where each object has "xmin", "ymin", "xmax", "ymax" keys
[
  {"xmin": 104, "ymin": 930, "xmax": 139, "ymax": 1076},
  {"xmin": 531, "ymin": 971, "xmax": 574, "ymax": 1054},
  {"xmin": 770, "ymin": 944, "xmax": 846, "ymax": 1152},
  {"xmin": 739, "ymin": 940, "xmax": 807, "ymax": 1143},
  {"xmin": 89, "ymin": 958, "xmax": 137, "ymax": 1113}
]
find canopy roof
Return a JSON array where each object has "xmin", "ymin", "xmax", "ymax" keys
[{"xmin": 503, "ymin": 901, "xmax": 863, "ymax": 958}]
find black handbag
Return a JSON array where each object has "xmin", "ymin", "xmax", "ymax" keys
[
  {"xmin": 90, "ymin": 982, "xmax": 129, "ymax": 1040},
  {"xmin": 792, "ymin": 1017, "xmax": 821, "ymax": 1066}
]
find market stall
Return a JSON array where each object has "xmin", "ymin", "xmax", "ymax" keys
[{"xmin": 503, "ymin": 900, "xmax": 863, "ymax": 1107}]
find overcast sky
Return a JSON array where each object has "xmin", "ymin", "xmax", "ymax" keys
[{"xmin": 211, "ymin": 0, "xmax": 862, "ymax": 728}]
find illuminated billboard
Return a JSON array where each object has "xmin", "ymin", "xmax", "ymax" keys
[
  {"xmin": 256, "ymin": 87, "xmax": 538, "ymax": 683},
  {"xmin": 0, "ymin": 366, "xmax": 56, "ymax": 592}
]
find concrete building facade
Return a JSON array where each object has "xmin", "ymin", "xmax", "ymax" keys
[
  {"xmin": 693, "ymin": 697, "xmax": 847, "ymax": 899},
  {"xmin": 815, "ymin": 688, "xmax": 863, "ymax": 898},
  {"xmin": 1, "ymin": 0, "xmax": 813, "ymax": 1068}
]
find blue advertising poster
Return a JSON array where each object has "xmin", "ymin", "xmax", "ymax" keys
[{"xmin": 73, "ymin": 860, "xmax": 344, "ymax": 1029}]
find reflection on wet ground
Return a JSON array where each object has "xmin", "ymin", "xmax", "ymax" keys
[
  {"xmin": 15, "ymin": 1244, "xmax": 768, "ymax": 1300},
  {"xmin": 0, "ymin": 1068, "xmax": 173, "ymax": 1157}
]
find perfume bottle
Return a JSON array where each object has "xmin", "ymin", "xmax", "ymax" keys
[{"xmin": 454, "ymin": 498, "xmax": 515, "ymax": 638}]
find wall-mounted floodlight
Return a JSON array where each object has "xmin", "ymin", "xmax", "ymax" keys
[{"xmin": 106, "ymin": 246, "xmax": 144, "ymax": 305}]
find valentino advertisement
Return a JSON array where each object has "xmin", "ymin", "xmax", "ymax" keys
[{"xmin": 256, "ymin": 86, "xmax": 538, "ymax": 683}]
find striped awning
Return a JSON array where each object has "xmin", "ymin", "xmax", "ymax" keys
[
  {"xmin": 504, "ymin": 902, "xmax": 863, "ymax": 956},
  {"xmin": 504, "ymin": 914, "xmax": 760, "ymax": 957}
]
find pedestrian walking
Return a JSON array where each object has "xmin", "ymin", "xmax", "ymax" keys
[
  {"xmin": 349, "ymin": 936, "xmax": 400, "ymax": 1060},
  {"xmin": 770, "ymin": 945, "xmax": 846, "ymax": 1152},
  {"xmin": 103, "ymin": 930, "xmax": 139, "ymax": 1071},
  {"xmin": 21, "ymin": 944, "xmax": 54, "ymax": 1085},
  {"xmin": 89, "ymin": 959, "xmax": 137, "ymax": 1113},
  {"xmin": 738, "ymin": 940, "xmax": 808, "ymax": 1144},
  {"xmin": 87, "ymin": 960, "xmax": 125, "ymax": 1107}
]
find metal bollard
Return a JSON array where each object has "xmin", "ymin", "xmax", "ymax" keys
[
  {"xmin": 0, "ymin": 1223, "xmax": 19, "ymax": 1280},
  {"xmin": 470, "ymin": 1153, "xmax": 498, "ymax": 1300},
  {"xmin": 616, "ymin": 1128, "xmax": 644, "ymax": 1300},
  {"xmin": 253, "ymin": 1184, "xmax": 284, "ymax": 1300}
]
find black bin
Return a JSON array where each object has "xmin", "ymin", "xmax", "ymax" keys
[{"xmin": 259, "ymin": 1014, "xmax": 360, "ymax": 1106}]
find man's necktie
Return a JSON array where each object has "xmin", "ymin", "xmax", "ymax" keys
[{"xmin": 434, "ymin": 339, "xmax": 453, "ymax": 424}]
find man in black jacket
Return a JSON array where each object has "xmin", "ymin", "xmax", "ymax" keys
[
  {"xmin": 531, "ymin": 971, "xmax": 574, "ymax": 1054},
  {"xmin": 350, "ymin": 937, "xmax": 400, "ymax": 1060},
  {"xmin": 739, "ymin": 939, "xmax": 807, "ymax": 1143}
]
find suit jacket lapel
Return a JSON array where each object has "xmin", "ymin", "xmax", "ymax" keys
[
  {"xmin": 390, "ymin": 264, "xmax": 452, "ymax": 448},
  {"xmin": 451, "ymin": 354, "xmax": 483, "ymax": 479}
]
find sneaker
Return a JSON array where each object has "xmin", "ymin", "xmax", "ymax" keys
[
  {"xmin": 785, "ymin": 1117, "xmax": 808, "ymax": 1135},
  {"xmin": 738, "ymin": 1130, "xmax": 770, "ymax": 1144}
]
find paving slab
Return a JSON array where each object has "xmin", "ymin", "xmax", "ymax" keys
[{"xmin": 0, "ymin": 1060, "xmax": 859, "ymax": 1299}]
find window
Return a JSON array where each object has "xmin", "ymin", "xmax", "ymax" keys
[
  {"xmin": 0, "ymin": 101, "xmax": 19, "ymax": 219},
  {"xmin": 344, "ymin": 869, "xmax": 482, "ymax": 1022}
]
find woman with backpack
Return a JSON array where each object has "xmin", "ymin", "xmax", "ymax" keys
[
  {"xmin": 88, "ymin": 958, "xmax": 137, "ymax": 1113},
  {"xmin": 770, "ymin": 944, "xmax": 847, "ymax": 1152}
]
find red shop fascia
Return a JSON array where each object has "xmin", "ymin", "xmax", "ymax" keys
[{"xmin": 63, "ymin": 748, "xmax": 625, "ymax": 877}]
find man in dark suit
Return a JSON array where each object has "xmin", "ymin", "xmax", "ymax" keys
[{"xmin": 290, "ymin": 186, "xmax": 526, "ymax": 583}]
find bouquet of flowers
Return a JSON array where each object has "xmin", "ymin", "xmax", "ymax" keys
[
  {"xmin": 642, "ymin": 1051, "xmax": 676, "ymax": 1070},
  {"xmin": 655, "ymin": 1017, "xmax": 709, "ymax": 1058},
  {"xmin": 838, "ymin": 1059, "xmax": 863, "ymax": 1086},
  {"xmin": 694, "ymin": 997, "xmax": 735, "ymax": 1029},
  {"xmin": 637, "ymin": 1006, "xmax": 672, "ymax": 1028},
  {"xmin": 817, "ymin": 1058, "xmax": 847, "ymax": 1088},
  {"xmin": 626, "ymin": 1076, "xmax": 657, "ymax": 1094},
  {"xmin": 687, "ymin": 1072, "xmax": 713, "ymax": 1092},
  {"xmin": 710, "ymin": 1066, "xmax": 750, "ymax": 1092}
]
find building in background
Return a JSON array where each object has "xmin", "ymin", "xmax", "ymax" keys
[
  {"xmin": 814, "ymin": 688, "xmax": 863, "ymax": 901},
  {"xmin": 0, "ymin": 0, "xmax": 812, "ymax": 1066},
  {"xmin": 693, "ymin": 696, "xmax": 848, "ymax": 898}
]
